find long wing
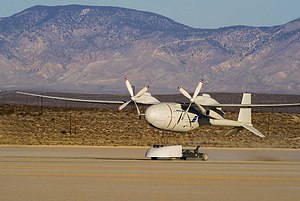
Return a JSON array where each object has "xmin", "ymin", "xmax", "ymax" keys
[
  {"xmin": 16, "ymin": 91, "xmax": 125, "ymax": 104},
  {"xmin": 16, "ymin": 91, "xmax": 160, "ymax": 105},
  {"xmin": 202, "ymin": 103, "xmax": 300, "ymax": 108}
]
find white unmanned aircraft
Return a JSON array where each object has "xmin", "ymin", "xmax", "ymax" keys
[{"xmin": 17, "ymin": 79, "xmax": 300, "ymax": 160}]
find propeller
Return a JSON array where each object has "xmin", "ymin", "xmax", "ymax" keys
[
  {"xmin": 118, "ymin": 78, "xmax": 149, "ymax": 117},
  {"xmin": 178, "ymin": 80, "xmax": 206, "ymax": 120}
]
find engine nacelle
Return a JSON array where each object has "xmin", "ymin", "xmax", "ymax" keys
[{"xmin": 205, "ymin": 110, "xmax": 224, "ymax": 120}]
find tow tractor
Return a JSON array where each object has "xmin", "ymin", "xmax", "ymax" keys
[{"xmin": 145, "ymin": 145, "xmax": 208, "ymax": 161}]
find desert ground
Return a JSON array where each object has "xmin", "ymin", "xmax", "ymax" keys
[
  {"xmin": 0, "ymin": 104, "xmax": 299, "ymax": 148},
  {"xmin": 0, "ymin": 92, "xmax": 299, "ymax": 148}
]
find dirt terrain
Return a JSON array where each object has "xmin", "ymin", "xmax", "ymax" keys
[{"xmin": 0, "ymin": 105, "xmax": 299, "ymax": 148}]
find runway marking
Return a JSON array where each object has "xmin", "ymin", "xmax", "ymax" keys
[
  {"xmin": 1, "ymin": 171, "xmax": 299, "ymax": 181},
  {"xmin": 1, "ymin": 163, "xmax": 300, "ymax": 173},
  {"xmin": 0, "ymin": 160, "xmax": 300, "ymax": 174}
]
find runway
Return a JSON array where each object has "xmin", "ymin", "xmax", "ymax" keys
[{"xmin": 0, "ymin": 146, "xmax": 299, "ymax": 201}]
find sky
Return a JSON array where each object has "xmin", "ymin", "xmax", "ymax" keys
[{"xmin": 1, "ymin": 0, "xmax": 300, "ymax": 28}]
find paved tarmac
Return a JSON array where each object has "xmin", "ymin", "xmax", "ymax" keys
[{"xmin": 0, "ymin": 146, "xmax": 299, "ymax": 201}]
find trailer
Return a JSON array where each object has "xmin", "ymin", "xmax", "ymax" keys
[{"xmin": 145, "ymin": 145, "xmax": 208, "ymax": 161}]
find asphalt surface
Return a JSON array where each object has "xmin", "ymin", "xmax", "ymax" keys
[{"xmin": 0, "ymin": 146, "xmax": 299, "ymax": 201}]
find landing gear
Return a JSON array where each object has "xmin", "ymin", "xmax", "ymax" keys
[{"xmin": 145, "ymin": 145, "xmax": 208, "ymax": 161}]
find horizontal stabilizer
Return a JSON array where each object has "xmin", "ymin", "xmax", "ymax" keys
[{"xmin": 242, "ymin": 124, "xmax": 265, "ymax": 138}]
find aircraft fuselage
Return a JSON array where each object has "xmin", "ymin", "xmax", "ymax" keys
[{"xmin": 145, "ymin": 103, "xmax": 202, "ymax": 132}]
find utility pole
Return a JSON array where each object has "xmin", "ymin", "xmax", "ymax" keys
[{"xmin": 69, "ymin": 112, "xmax": 72, "ymax": 134}]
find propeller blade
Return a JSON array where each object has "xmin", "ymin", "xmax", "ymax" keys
[
  {"xmin": 118, "ymin": 100, "xmax": 131, "ymax": 111},
  {"xmin": 134, "ymin": 86, "xmax": 149, "ymax": 99},
  {"xmin": 133, "ymin": 101, "xmax": 141, "ymax": 117},
  {"xmin": 125, "ymin": 78, "xmax": 134, "ymax": 97},
  {"xmin": 122, "ymin": 78, "xmax": 149, "ymax": 118},
  {"xmin": 181, "ymin": 102, "xmax": 192, "ymax": 120},
  {"xmin": 178, "ymin": 80, "xmax": 207, "ymax": 117},
  {"xmin": 192, "ymin": 80, "xmax": 203, "ymax": 99},
  {"xmin": 195, "ymin": 103, "xmax": 206, "ymax": 114},
  {"xmin": 178, "ymin": 87, "xmax": 192, "ymax": 100}
]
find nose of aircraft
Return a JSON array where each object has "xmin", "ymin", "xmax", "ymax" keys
[
  {"xmin": 144, "ymin": 105, "xmax": 157, "ymax": 124},
  {"xmin": 144, "ymin": 103, "xmax": 171, "ymax": 128}
]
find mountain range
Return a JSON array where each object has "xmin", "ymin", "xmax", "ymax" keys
[{"xmin": 0, "ymin": 5, "xmax": 299, "ymax": 94}]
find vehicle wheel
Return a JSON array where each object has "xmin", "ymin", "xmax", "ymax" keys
[
  {"xmin": 151, "ymin": 157, "xmax": 158, "ymax": 160},
  {"xmin": 202, "ymin": 153, "xmax": 208, "ymax": 161}
]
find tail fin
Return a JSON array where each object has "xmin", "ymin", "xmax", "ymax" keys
[
  {"xmin": 227, "ymin": 93, "xmax": 265, "ymax": 137},
  {"xmin": 238, "ymin": 93, "xmax": 251, "ymax": 123}
]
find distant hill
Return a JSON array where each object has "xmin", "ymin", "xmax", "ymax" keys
[{"xmin": 0, "ymin": 5, "xmax": 299, "ymax": 94}]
